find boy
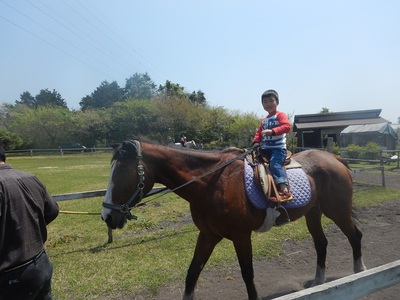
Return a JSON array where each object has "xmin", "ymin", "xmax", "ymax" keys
[{"xmin": 253, "ymin": 89, "xmax": 292, "ymax": 201}]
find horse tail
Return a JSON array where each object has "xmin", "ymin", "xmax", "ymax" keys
[{"xmin": 335, "ymin": 154, "xmax": 351, "ymax": 170}]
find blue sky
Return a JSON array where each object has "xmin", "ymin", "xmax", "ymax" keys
[{"xmin": 1, "ymin": 0, "xmax": 399, "ymax": 123}]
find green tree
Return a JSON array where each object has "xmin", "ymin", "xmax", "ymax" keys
[
  {"xmin": 197, "ymin": 106, "xmax": 233, "ymax": 147},
  {"xmin": 320, "ymin": 107, "xmax": 330, "ymax": 113},
  {"xmin": 35, "ymin": 89, "xmax": 68, "ymax": 108},
  {"xmin": 80, "ymin": 80, "xmax": 124, "ymax": 110},
  {"xmin": 189, "ymin": 90, "xmax": 207, "ymax": 106},
  {"xmin": 16, "ymin": 91, "xmax": 35, "ymax": 108},
  {"xmin": 225, "ymin": 111, "xmax": 259, "ymax": 148},
  {"xmin": 73, "ymin": 109, "xmax": 110, "ymax": 147},
  {"xmin": 157, "ymin": 80, "xmax": 187, "ymax": 99},
  {"xmin": 0, "ymin": 129, "xmax": 23, "ymax": 150},
  {"xmin": 106, "ymin": 99, "xmax": 158, "ymax": 143},
  {"xmin": 152, "ymin": 96, "xmax": 205, "ymax": 144},
  {"xmin": 7, "ymin": 105, "xmax": 74, "ymax": 148},
  {"xmin": 15, "ymin": 89, "xmax": 67, "ymax": 108},
  {"xmin": 124, "ymin": 72, "xmax": 156, "ymax": 100}
]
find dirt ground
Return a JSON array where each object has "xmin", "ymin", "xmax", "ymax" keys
[{"xmin": 153, "ymin": 172, "xmax": 400, "ymax": 300}]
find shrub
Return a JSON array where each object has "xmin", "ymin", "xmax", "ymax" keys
[
  {"xmin": 363, "ymin": 142, "xmax": 381, "ymax": 160},
  {"xmin": 345, "ymin": 144, "xmax": 363, "ymax": 158}
]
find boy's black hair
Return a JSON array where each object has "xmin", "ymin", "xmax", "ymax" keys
[{"xmin": 261, "ymin": 89, "xmax": 279, "ymax": 103}]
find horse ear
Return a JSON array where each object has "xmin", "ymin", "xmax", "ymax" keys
[
  {"xmin": 120, "ymin": 140, "xmax": 138, "ymax": 158},
  {"xmin": 110, "ymin": 143, "xmax": 120, "ymax": 149}
]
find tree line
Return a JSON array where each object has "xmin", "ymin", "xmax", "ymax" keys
[{"xmin": 1, "ymin": 73, "xmax": 274, "ymax": 151}]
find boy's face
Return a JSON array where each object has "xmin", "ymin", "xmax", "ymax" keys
[{"xmin": 262, "ymin": 96, "xmax": 278, "ymax": 114}]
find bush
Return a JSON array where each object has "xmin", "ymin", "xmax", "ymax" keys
[
  {"xmin": 0, "ymin": 129, "xmax": 23, "ymax": 150},
  {"xmin": 363, "ymin": 142, "xmax": 381, "ymax": 160},
  {"xmin": 345, "ymin": 144, "xmax": 363, "ymax": 158}
]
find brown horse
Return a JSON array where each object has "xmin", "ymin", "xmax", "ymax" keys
[{"xmin": 101, "ymin": 140, "xmax": 366, "ymax": 300}]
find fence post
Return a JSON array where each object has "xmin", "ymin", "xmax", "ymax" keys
[
  {"xmin": 327, "ymin": 137, "xmax": 333, "ymax": 153},
  {"xmin": 381, "ymin": 166, "xmax": 386, "ymax": 187}
]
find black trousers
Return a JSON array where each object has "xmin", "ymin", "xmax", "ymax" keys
[{"xmin": 0, "ymin": 251, "xmax": 53, "ymax": 300}]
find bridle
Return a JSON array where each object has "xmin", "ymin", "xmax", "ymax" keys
[{"xmin": 102, "ymin": 140, "xmax": 145, "ymax": 220}]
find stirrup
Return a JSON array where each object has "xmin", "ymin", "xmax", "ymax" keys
[{"xmin": 274, "ymin": 206, "xmax": 290, "ymax": 227}]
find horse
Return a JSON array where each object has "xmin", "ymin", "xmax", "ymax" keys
[
  {"xmin": 101, "ymin": 140, "xmax": 366, "ymax": 300},
  {"xmin": 174, "ymin": 140, "xmax": 196, "ymax": 148}
]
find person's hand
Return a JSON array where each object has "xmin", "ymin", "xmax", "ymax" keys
[
  {"xmin": 261, "ymin": 129, "xmax": 273, "ymax": 137},
  {"xmin": 252, "ymin": 143, "xmax": 260, "ymax": 151}
]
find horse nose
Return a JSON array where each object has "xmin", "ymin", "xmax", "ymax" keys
[{"xmin": 103, "ymin": 214, "xmax": 117, "ymax": 229}]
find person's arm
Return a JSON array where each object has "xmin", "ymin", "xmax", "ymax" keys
[
  {"xmin": 35, "ymin": 177, "xmax": 59, "ymax": 224},
  {"xmin": 253, "ymin": 120, "xmax": 264, "ymax": 144},
  {"xmin": 272, "ymin": 112, "xmax": 291, "ymax": 136}
]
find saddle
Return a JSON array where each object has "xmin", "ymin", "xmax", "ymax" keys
[{"xmin": 246, "ymin": 150, "xmax": 298, "ymax": 204}]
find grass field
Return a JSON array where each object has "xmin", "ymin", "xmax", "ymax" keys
[{"xmin": 6, "ymin": 153, "xmax": 400, "ymax": 299}]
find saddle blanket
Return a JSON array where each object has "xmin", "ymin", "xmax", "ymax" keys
[{"xmin": 244, "ymin": 159, "xmax": 311, "ymax": 210}]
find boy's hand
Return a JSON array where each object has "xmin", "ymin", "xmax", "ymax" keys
[{"xmin": 261, "ymin": 129, "xmax": 274, "ymax": 137}]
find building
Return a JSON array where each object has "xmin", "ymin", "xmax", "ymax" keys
[
  {"xmin": 340, "ymin": 123, "xmax": 398, "ymax": 150},
  {"xmin": 293, "ymin": 109, "xmax": 389, "ymax": 149}
]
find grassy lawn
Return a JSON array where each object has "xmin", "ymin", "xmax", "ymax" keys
[{"xmin": 6, "ymin": 154, "xmax": 400, "ymax": 299}]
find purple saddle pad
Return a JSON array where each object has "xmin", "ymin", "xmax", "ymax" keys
[{"xmin": 244, "ymin": 159, "xmax": 311, "ymax": 210}]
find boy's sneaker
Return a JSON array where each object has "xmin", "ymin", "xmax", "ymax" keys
[
  {"xmin": 269, "ymin": 191, "xmax": 293, "ymax": 202},
  {"xmin": 279, "ymin": 191, "xmax": 293, "ymax": 202}
]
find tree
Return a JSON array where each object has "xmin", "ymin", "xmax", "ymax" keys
[
  {"xmin": 320, "ymin": 107, "xmax": 330, "ymax": 113},
  {"xmin": 152, "ymin": 96, "xmax": 205, "ymax": 144},
  {"xmin": 124, "ymin": 72, "xmax": 156, "ymax": 100},
  {"xmin": 80, "ymin": 80, "xmax": 124, "ymax": 110},
  {"xmin": 35, "ymin": 89, "xmax": 68, "ymax": 108},
  {"xmin": 16, "ymin": 91, "xmax": 35, "ymax": 108},
  {"xmin": 106, "ymin": 99, "xmax": 158, "ymax": 143},
  {"xmin": 225, "ymin": 111, "xmax": 259, "ymax": 148},
  {"xmin": 73, "ymin": 109, "xmax": 110, "ymax": 147},
  {"xmin": 0, "ymin": 129, "xmax": 23, "ymax": 150},
  {"xmin": 7, "ymin": 105, "xmax": 74, "ymax": 148},
  {"xmin": 15, "ymin": 89, "xmax": 67, "ymax": 108},
  {"xmin": 157, "ymin": 80, "xmax": 187, "ymax": 99},
  {"xmin": 189, "ymin": 90, "xmax": 207, "ymax": 106}
]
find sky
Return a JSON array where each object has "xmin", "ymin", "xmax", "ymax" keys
[{"xmin": 1, "ymin": 0, "xmax": 399, "ymax": 123}]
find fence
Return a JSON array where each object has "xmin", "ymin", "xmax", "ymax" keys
[{"xmin": 5, "ymin": 147, "xmax": 113, "ymax": 156}]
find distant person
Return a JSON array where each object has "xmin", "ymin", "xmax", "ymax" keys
[
  {"xmin": 0, "ymin": 144, "xmax": 59, "ymax": 300},
  {"xmin": 253, "ymin": 89, "xmax": 292, "ymax": 201},
  {"xmin": 180, "ymin": 135, "xmax": 187, "ymax": 147}
]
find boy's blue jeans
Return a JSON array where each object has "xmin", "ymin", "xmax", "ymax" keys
[{"xmin": 259, "ymin": 148, "xmax": 288, "ymax": 186}]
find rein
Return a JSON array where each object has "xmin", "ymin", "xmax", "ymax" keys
[{"xmin": 102, "ymin": 140, "xmax": 252, "ymax": 220}]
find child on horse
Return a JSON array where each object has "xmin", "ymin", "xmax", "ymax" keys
[{"xmin": 253, "ymin": 89, "xmax": 292, "ymax": 201}]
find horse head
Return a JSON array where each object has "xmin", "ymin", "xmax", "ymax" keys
[{"xmin": 101, "ymin": 140, "xmax": 148, "ymax": 229}]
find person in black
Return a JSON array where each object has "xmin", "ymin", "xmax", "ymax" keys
[{"xmin": 0, "ymin": 145, "xmax": 59, "ymax": 300}]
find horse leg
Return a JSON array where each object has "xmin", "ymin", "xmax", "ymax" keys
[
  {"xmin": 232, "ymin": 235, "xmax": 259, "ymax": 300},
  {"xmin": 331, "ymin": 214, "xmax": 367, "ymax": 274},
  {"xmin": 183, "ymin": 232, "xmax": 222, "ymax": 300},
  {"xmin": 305, "ymin": 207, "xmax": 328, "ymax": 286}
]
